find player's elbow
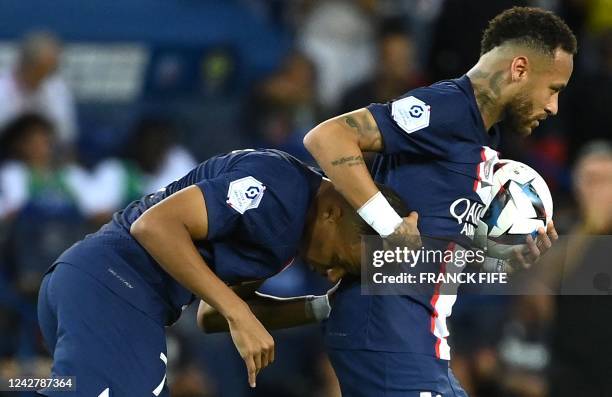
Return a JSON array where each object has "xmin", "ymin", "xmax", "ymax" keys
[
  {"xmin": 130, "ymin": 213, "xmax": 160, "ymax": 244},
  {"xmin": 303, "ymin": 120, "xmax": 334, "ymax": 154},
  {"xmin": 304, "ymin": 118, "xmax": 357, "ymax": 156},
  {"xmin": 302, "ymin": 125, "xmax": 320, "ymax": 153},
  {"xmin": 130, "ymin": 217, "xmax": 146, "ymax": 239}
]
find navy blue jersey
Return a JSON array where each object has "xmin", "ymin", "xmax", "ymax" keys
[
  {"xmin": 53, "ymin": 149, "xmax": 322, "ymax": 325},
  {"xmin": 325, "ymin": 76, "xmax": 500, "ymax": 361}
]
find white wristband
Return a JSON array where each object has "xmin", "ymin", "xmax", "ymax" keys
[
  {"xmin": 357, "ymin": 192, "xmax": 403, "ymax": 237},
  {"xmin": 306, "ymin": 295, "xmax": 331, "ymax": 321}
]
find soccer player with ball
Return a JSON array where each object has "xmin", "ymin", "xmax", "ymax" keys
[{"xmin": 303, "ymin": 7, "xmax": 574, "ymax": 397}]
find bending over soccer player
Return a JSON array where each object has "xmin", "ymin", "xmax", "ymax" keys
[
  {"xmin": 302, "ymin": 7, "xmax": 573, "ymax": 397},
  {"xmin": 36, "ymin": 148, "xmax": 407, "ymax": 397}
]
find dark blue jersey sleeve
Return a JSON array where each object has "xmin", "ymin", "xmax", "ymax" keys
[
  {"xmin": 196, "ymin": 171, "xmax": 287, "ymax": 244},
  {"xmin": 366, "ymin": 80, "xmax": 478, "ymax": 158},
  {"xmin": 196, "ymin": 172, "xmax": 244, "ymax": 241},
  {"xmin": 195, "ymin": 151, "xmax": 320, "ymax": 249}
]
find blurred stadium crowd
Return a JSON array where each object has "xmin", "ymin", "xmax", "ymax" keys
[{"xmin": 0, "ymin": 1, "xmax": 610, "ymax": 396}]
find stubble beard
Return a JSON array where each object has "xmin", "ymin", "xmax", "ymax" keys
[{"xmin": 503, "ymin": 93, "xmax": 536, "ymax": 136}]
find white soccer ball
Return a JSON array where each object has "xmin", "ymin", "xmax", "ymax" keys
[{"xmin": 478, "ymin": 159, "xmax": 553, "ymax": 248}]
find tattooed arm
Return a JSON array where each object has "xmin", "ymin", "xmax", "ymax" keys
[
  {"xmin": 303, "ymin": 108, "xmax": 382, "ymax": 209},
  {"xmin": 304, "ymin": 109, "xmax": 420, "ymax": 240}
]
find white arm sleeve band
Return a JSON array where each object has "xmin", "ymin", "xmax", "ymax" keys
[{"xmin": 357, "ymin": 191, "xmax": 403, "ymax": 237}]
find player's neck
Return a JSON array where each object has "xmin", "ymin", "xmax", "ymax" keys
[{"xmin": 466, "ymin": 66, "xmax": 506, "ymax": 131}]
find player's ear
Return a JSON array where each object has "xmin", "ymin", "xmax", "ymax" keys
[
  {"xmin": 323, "ymin": 203, "xmax": 343, "ymax": 224},
  {"xmin": 511, "ymin": 56, "xmax": 529, "ymax": 81}
]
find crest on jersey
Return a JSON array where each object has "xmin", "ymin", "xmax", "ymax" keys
[
  {"xmin": 227, "ymin": 176, "xmax": 266, "ymax": 214},
  {"xmin": 391, "ymin": 96, "xmax": 431, "ymax": 134}
]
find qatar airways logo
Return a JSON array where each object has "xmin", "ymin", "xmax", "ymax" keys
[{"xmin": 450, "ymin": 198, "xmax": 486, "ymax": 236}]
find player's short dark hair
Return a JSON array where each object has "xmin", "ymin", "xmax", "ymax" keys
[
  {"xmin": 480, "ymin": 7, "xmax": 577, "ymax": 56},
  {"xmin": 350, "ymin": 183, "xmax": 411, "ymax": 236}
]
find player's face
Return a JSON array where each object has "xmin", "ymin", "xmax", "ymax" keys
[
  {"xmin": 507, "ymin": 48, "xmax": 573, "ymax": 136},
  {"xmin": 300, "ymin": 209, "xmax": 361, "ymax": 283},
  {"xmin": 300, "ymin": 184, "xmax": 363, "ymax": 282},
  {"xmin": 303, "ymin": 229, "xmax": 360, "ymax": 283}
]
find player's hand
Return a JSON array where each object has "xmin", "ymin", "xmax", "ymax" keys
[
  {"xmin": 227, "ymin": 306, "xmax": 275, "ymax": 388},
  {"xmin": 507, "ymin": 220, "xmax": 559, "ymax": 270},
  {"xmin": 386, "ymin": 211, "xmax": 422, "ymax": 249}
]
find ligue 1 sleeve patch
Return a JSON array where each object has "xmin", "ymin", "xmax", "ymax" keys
[
  {"xmin": 227, "ymin": 176, "xmax": 266, "ymax": 214},
  {"xmin": 391, "ymin": 96, "xmax": 431, "ymax": 134}
]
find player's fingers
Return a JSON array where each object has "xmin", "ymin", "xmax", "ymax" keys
[
  {"xmin": 262, "ymin": 342, "xmax": 274, "ymax": 368},
  {"xmin": 537, "ymin": 227, "xmax": 552, "ymax": 251},
  {"xmin": 547, "ymin": 220, "xmax": 559, "ymax": 241},
  {"xmin": 269, "ymin": 343, "xmax": 275, "ymax": 364},
  {"xmin": 513, "ymin": 246, "xmax": 529, "ymax": 269},
  {"xmin": 409, "ymin": 211, "xmax": 419, "ymax": 223},
  {"xmin": 245, "ymin": 355, "xmax": 256, "ymax": 388},
  {"xmin": 503, "ymin": 260, "xmax": 516, "ymax": 275},
  {"xmin": 259, "ymin": 349, "xmax": 268, "ymax": 370},
  {"xmin": 265, "ymin": 337, "xmax": 275, "ymax": 365},
  {"xmin": 525, "ymin": 234, "xmax": 540, "ymax": 264},
  {"xmin": 253, "ymin": 350, "xmax": 262, "ymax": 374},
  {"xmin": 403, "ymin": 215, "xmax": 422, "ymax": 247}
]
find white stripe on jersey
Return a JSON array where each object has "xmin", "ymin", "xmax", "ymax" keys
[{"xmin": 430, "ymin": 244, "xmax": 466, "ymax": 361}]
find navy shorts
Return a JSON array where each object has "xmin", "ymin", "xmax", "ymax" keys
[
  {"xmin": 37, "ymin": 263, "xmax": 169, "ymax": 397},
  {"xmin": 328, "ymin": 348, "xmax": 468, "ymax": 397}
]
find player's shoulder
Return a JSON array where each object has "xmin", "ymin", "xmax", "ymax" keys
[
  {"xmin": 233, "ymin": 149, "xmax": 320, "ymax": 182},
  {"xmin": 219, "ymin": 149, "xmax": 321, "ymax": 213},
  {"xmin": 390, "ymin": 76, "xmax": 475, "ymax": 131},
  {"xmin": 222, "ymin": 150, "xmax": 320, "ymax": 245},
  {"xmin": 399, "ymin": 77, "xmax": 472, "ymax": 114}
]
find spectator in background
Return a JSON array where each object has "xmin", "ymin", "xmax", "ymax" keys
[
  {"xmin": 446, "ymin": 296, "xmax": 551, "ymax": 397},
  {"xmin": 122, "ymin": 118, "xmax": 197, "ymax": 196},
  {"xmin": 570, "ymin": 140, "xmax": 612, "ymax": 234},
  {"xmin": 0, "ymin": 114, "xmax": 84, "ymax": 344},
  {"xmin": 66, "ymin": 118, "xmax": 196, "ymax": 224},
  {"xmin": 539, "ymin": 141, "xmax": 612, "ymax": 396},
  {"xmin": 374, "ymin": 0, "xmax": 445, "ymax": 70},
  {"xmin": 0, "ymin": 114, "xmax": 75, "ymax": 221},
  {"xmin": 0, "ymin": 114, "xmax": 84, "ymax": 366},
  {"xmin": 495, "ymin": 295, "xmax": 551, "ymax": 397},
  {"xmin": 337, "ymin": 20, "xmax": 423, "ymax": 114},
  {"xmin": 248, "ymin": 52, "xmax": 321, "ymax": 162},
  {"xmin": 298, "ymin": 0, "xmax": 376, "ymax": 109},
  {"xmin": 0, "ymin": 32, "xmax": 76, "ymax": 148},
  {"xmin": 563, "ymin": 30, "xmax": 612, "ymax": 162},
  {"xmin": 428, "ymin": 0, "xmax": 528, "ymax": 81}
]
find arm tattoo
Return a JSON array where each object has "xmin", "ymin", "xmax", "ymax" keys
[
  {"xmin": 339, "ymin": 111, "xmax": 382, "ymax": 151},
  {"xmin": 345, "ymin": 116, "xmax": 360, "ymax": 130},
  {"xmin": 343, "ymin": 115, "xmax": 377, "ymax": 136},
  {"xmin": 330, "ymin": 155, "xmax": 365, "ymax": 167}
]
